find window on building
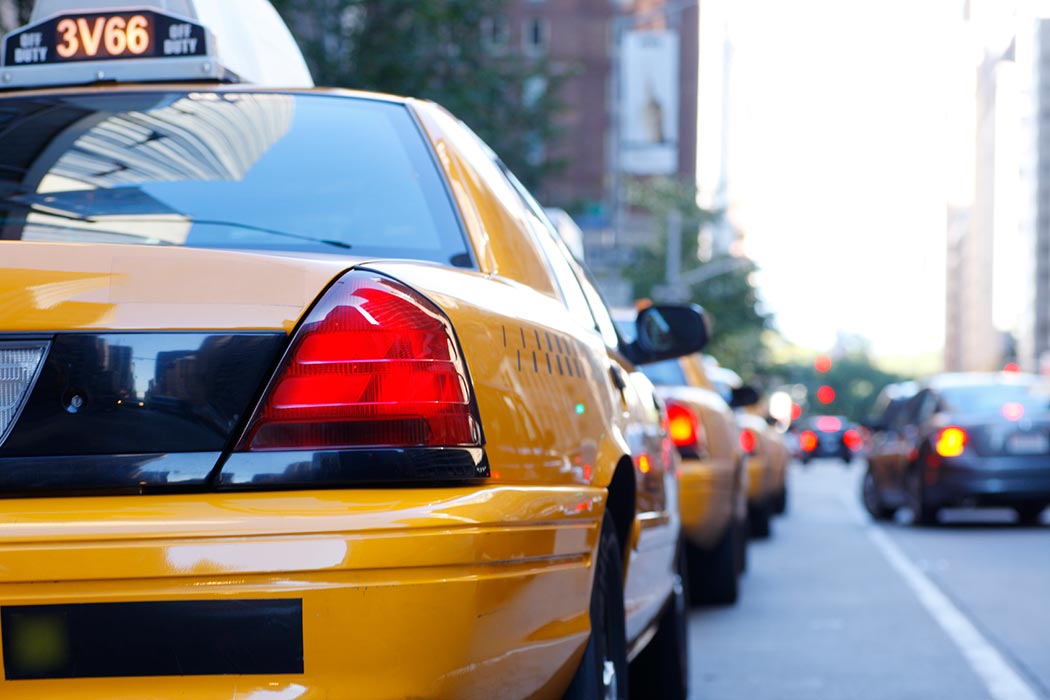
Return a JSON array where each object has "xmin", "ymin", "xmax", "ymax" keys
[
  {"xmin": 481, "ymin": 16, "xmax": 510, "ymax": 53},
  {"xmin": 523, "ymin": 17, "xmax": 550, "ymax": 56}
]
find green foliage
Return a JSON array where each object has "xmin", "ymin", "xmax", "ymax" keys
[
  {"xmin": 624, "ymin": 176, "xmax": 772, "ymax": 378},
  {"xmin": 270, "ymin": 0, "xmax": 566, "ymax": 190},
  {"xmin": 776, "ymin": 355, "xmax": 910, "ymax": 423}
]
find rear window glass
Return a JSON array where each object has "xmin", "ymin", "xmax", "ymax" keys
[
  {"xmin": 0, "ymin": 91, "xmax": 471, "ymax": 265},
  {"xmin": 640, "ymin": 359, "xmax": 687, "ymax": 387},
  {"xmin": 939, "ymin": 379, "xmax": 1050, "ymax": 414}
]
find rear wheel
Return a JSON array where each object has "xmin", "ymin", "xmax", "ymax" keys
[
  {"xmin": 862, "ymin": 469, "xmax": 896, "ymax": 521},
  {"xmin": 907, "ymin": 469, "xmax": 939, "ymax": 526},
  {"xmin": 630, "ymin": 544, "xmax": 689, "ymax": 700},
  {"xmin": 1015, "ymin": 504, "xmax": 1046, "ymax": 526},
  {"xmin": 565, "ymin": 512, "xmax": 628, "ymax": 700},
  {"xmin": 772, "ymin": 486, "xmax": 788, "ymax": 515},
  {"xmin": 686, "ymin": 522, "xmax": 739, "ymax": 605},
  {"xmin": 748, "ymin": 500, "xmax": 772, "ymax": 539},
  {"xmin": 736, "ymin": 518, "xmax": 749, "ymax": 574}
]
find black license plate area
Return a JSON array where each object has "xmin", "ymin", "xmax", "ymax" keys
[{"xmin": 2, "ymin": 599, "xmax": 303, "ymax": 680}]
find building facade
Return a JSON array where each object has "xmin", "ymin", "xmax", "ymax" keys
[{"xmin": 503, "ymin": 0, "xmax": 699, "ymax": 219}]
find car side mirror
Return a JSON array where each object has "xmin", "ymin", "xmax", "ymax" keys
[
  {"xmin": 729, "ymin": 385, "xmax": 760, "ymax": 408},
  {"xmin": 626, "ymin": 304, "xmax": 709, "ymax": 365}
]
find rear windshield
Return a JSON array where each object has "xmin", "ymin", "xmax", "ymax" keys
[
  {"xmin": 0, "ymin": 91, "xmax": 471, "ymax": 265},
  {"xmin": 640, "ymin": 359, "xmax": 687, "ymax": 387},
  {"xmin": 939, "ymin": 379, "xmax": 1050, "ymax": 414}
]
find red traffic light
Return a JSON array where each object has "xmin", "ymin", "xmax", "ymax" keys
[
  {"xmin": 814, "ymin": 355, "xmax": 832, "ymax": 373},
  {"xmin": 817, "ymin": 385, "xmax": 835, "ymax": 404}
]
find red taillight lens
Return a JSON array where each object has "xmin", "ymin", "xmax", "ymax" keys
[
  {"xmin": 666, "ymin": 401, "xmax": 703, "ymax": 452},
  {"xmin": 800, "ymin": 430, "xmax": 818, "ymax": 452},
  {"xmin": 934, "ymin": 426, "xmax": 967, "ymax": 458},
  {"xmin": 240, "ymin": 271, "xmax": 481, "ymax": 451},
  {"xmin": 740, "ymin": 428, "xmax": 758, "ymax": 454},
  {"xmin": 843, "ymin": 429, "xmax": 862, "ymax": 451}
]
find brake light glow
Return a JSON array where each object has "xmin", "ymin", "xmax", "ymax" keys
[
  {"xmin": 816, "ymin": 416, "xmax": 843, "ymax": 432},
  {"xmin": 240, "ymin": 271, "xmax": 481, "ymax": 451},
  {"xmin": 740, "ymin": 428, "xmax": 758, "ymax": 454},
  {"xmin": 800, "ymin": 430, "xmax": 818, "ymax": 452},
  {"xmin": 1002, "ymin": 402, "xmax": 1025, "ymax": 421},
  {"xmin": 934, "ymin": 427, "xmax": 967, "ymax": 458},
  {"xmin": 666, "ymin": 401, "xmax": 702, "ymax": 451},
  {"xmin": 843, "ymin": 429, "xmax": 862, "ymax": 451}
]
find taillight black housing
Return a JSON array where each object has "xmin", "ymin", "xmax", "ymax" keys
[{"xmin": 220, "ymin": 270, "xmax": 488, "ymax": 486}]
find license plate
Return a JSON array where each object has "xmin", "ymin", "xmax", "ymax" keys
[
  {"xmin": 1007, "ymin": 432, "xmax": 1049, "ymax": 455},
  {"xmin": 3, "ymin": 10, "xmax": 207, "ymax": 67}
]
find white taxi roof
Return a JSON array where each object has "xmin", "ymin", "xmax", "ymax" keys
[{"xmin": 2, "ymin": 0, "xmax": 313, "ymax": 89}]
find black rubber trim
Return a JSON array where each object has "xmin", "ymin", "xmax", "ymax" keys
[
  {"xmin": 218, "ymin": 447, "xmax": 489, "ymax": 487},
  {"xmin": 1, "ymin": 599, "xmax": 303, "ymax": 680},
  {"xmin": 0, "ymin": 453, "xmax": 217, "ymax": 497}
]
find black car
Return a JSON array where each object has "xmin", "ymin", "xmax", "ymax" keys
[
  {"xmin": 863, "ymin": 373, "xmax": 1050, "ymax": 525},
  {"xmin": 861, "ymin": 382, "xmax": 919, "ymax": 520},
  {"xmin": 797, "ymin": 415, "xmax": 861, "ymax": 464}
]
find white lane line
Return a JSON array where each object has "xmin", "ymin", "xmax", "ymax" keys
[{"xmin": 843, "ymin": 497, "xmax": 1041, "ymax": 700}]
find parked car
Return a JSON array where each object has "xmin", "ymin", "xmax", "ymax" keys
[
  {"xmin": 631, "ymin": 352, "xmax": 749, "ymax": 605},
  {"xmin": 0, "ymin": 2, "xmax": 704, "ymax": 697},
  {"xmin": 862, "ymin": 373, "xmax": 1050, "ymax": 526},
  {"xmin": 706, "ymin": 364, "xmax": 782, "ymax": 537},
  {"xmin": 861, "ymin": 381, "xmax": 919, "ymax": 520}
]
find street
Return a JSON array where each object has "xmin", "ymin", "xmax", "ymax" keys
[{"xmin": 689, "ymin": 458, "xmax": 1050, "ymax": 700}]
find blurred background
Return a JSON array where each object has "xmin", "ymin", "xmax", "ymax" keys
[{"xmin": 1, "ymin": 0, "xmax": 1036, "ymax": 426}]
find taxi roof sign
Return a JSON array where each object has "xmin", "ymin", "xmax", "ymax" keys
[{"xmin": 1, "ymin": 0, "xmax": 313, "ymax": 89}]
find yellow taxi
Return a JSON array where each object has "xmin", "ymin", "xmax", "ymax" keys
[
  {"xmin": 633, "ymin": 352, "xmax": 749, "ymax": 605},
  {"xmin": 0, "ymin": 2, "xmax": 709, "ymax": 698},
  {"xmin": 704, "ymin": 362, "xmax": 780, "ymax": 538}
]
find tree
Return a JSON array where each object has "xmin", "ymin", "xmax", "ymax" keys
[
  {"xmin": 270, "ymin": 0, "xmax": 566, "ymax": 190},
  {"xmin": 624, "ymin": 177, "xmax": 772, "ymax": 378},
  {"xmin": 776, "ymin": 353, "xmax": 910, "ymax": 423}
]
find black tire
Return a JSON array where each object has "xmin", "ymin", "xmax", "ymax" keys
[
  {"xmin": 736, "ymin": 518, "xmax": 748, "ymax": 574},
  {"xmin": 748, "ymin": 500, "xmax": 772, "ymax": 539},
  {"xmin": 907, "ymin": 469, "xmax": 939, "ymax": 526},
  {"xmin": 862, "ymin": 469, "xmax": 896, "ymax": 522},
  {"xmin": 772, "ymin": 487, "xmax": 788, "ymax": 515},
  {"xmin": 565, "ymin": 512, "xmax": 628, "ymax": 700},
  {"xmin": 685, "ymin": 522, "xmax": 739, "ymax": 606},
  {"xmin": 630, "ymin": 545, "xmax": 689, "ymax": 700},
  {"xmin": 1015, "ymin": 504, "xmax": 1046, "ymax": 526}
]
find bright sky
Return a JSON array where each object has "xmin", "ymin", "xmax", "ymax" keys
[{"xmin": 705, "ymin": 0, "xmax": 968, "ymax": 359}]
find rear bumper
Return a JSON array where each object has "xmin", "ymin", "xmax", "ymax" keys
[
  {"xmin": 0, "ymin": 486, "xmax": 602, "ymax": 700},
  {"xmin": 678, "ymin": 457, "xmax": 735, "ymax": 549},
  {"xmin": 925, "ymin": 458, "xmax": 1050, "ymax": 508}
]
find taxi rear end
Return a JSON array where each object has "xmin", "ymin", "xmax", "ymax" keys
[
  {"xmin": 914, "ymin": 374, "xmax": 1050, "ymax": 525},
  {"xmin": 0, "ymin": 7, "xmax": 618, "ymax": 697},
  {"xmin": 639, "ymin": 356, "xmax": 746, "ymax": 605}
]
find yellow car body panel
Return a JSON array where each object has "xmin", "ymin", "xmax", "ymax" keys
[
  {"xmin": 650, "ymin": 355, "xmax": 745, "ymax": 551},
  {"xmin": 0, "ymin": 86, "xmax": 679, "ymax": 697},
  {"xmin": 0, "ymin": 241, "xmax": 350, "ymax": 333},
  {"xmin": 0, "ymin": 487, "xmax": 600, "ymax": 700}
]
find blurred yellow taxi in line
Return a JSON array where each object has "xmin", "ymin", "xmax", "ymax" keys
[
  {"xmin": 706, "ymin": 363, "xmax": 784, "ymax": 538},
  {"xmin": 0, "ymin": 2, "xmax": 709, "ymax": 698},
  {"xmin": 631, "ymin": 351, "xmax": 749, "ymax": 604}
]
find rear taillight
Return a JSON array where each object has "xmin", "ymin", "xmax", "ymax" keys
[
  {"xmin": 666, "ymin": 401, "xmax": 704, "ymax": 455},
  {"xmin": 800, "ymin": 430, "xmax": 818, "ymax": 452},
  {"xmin": 239, "ymin": 271, "xmax": 482, "ymax": 452},
  {"xmin": 740, "ymin": 428, "xmax": 758, "ymax": 454},
  {"xmin": 934, "ymin": 426, "xmax": 967, "ymax": 458},
  {"xmin": 843, "ymin": 429, "xmax": 862, "ymax": 451}
]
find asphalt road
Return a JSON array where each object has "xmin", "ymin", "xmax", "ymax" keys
[{"xmin": 688, "ymin": 458, "xmax": 1050, "ymax": 700}]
